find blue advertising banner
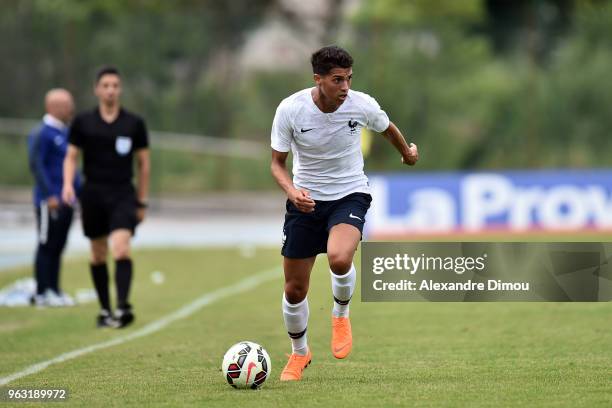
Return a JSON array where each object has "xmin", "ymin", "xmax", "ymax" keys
[{"xmin": 365, "ymin": 169, "xmax": 612, "ymax": 237}]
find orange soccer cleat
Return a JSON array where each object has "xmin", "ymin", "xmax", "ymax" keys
[
  {"xmin": 331, "ymin": 316, "xmax": 352, "ymax": 359},
  {"xmin": 280, "ymin": 349, "xmax": 312, "ymax": 381}
]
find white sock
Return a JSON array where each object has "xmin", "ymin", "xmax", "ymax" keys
[
  {"xmin": 331, "ymin": 263, "xmax": 356, "ymax": 318},
  {"xmin": 282, "ymin": 294, "xmax": 309, "ymax": 355}
]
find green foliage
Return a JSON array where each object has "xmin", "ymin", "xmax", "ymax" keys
[
  {"xmin": 353, "ymin": 0, "xmax": 483, "ymax": 27},
  {"xmin": 349, "ymin": 11, "xmax": 511, "ymax": 170},
  {"xmin": 0, "ymin": 136, "xmax": 31, "ymax": 186},
  {"xmin": 0, "ymin": 135, "xmax": 274, "ymax": 193},
  {"xmin": 231, "ymin": 71, "xmax": 312, "ymax": 141},
  {"xmin": 349, "ymin": 0, "xmax": 612, "ymax": 171},
  {"xmin": 1, "ymin": 0, "xmax": 612, "ymax": 193},
  {"xmin": 151, "ymin": 148, "xmax": 274, "ymax": 192},
  {"xmin": 0, "ymin": 0, "xmax": 273, "ymax": 134}
]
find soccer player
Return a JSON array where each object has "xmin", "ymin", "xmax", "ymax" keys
[
  {"xmin": 270, "ymin": 45, "xmax": 418, "ymax": 381},
  {"xmin": 27, "ymin": 88, "xmax": 80, "ymax": 306},
  {"xmin": 62, "ymin": 66, "xmax": 150, "ymax": 328}
]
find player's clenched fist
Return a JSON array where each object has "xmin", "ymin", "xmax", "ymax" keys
[
  {"xmin": 288, "ymin": 188, "xmax": 316, "ymax": 213},
  {"xmin": 402, "ymin": 143, "xmax": 418, "ymax": 166}
]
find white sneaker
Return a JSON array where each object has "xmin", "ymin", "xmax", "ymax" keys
[
  {"xmin": 43, "ymin": 290, "xmax": 64, "ymax": 307},
  {"xmin": 31, "ymin": 294, "xmax": 47, "ymax": 308},
  {"xmin": 44, "ymin": 289, "xmax": 75, "ymax": 307},
  {"xmin": 58, "ymin": 292, "xmax": 76, "ymax": 306}
]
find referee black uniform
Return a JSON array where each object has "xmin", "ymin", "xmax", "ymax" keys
[
  {"xmin": 69, "ymin": 107, "xmax": 149, "ymax": 326},
  {"xmin": 70, "ymin": 108, "xmax": 148, "ymax": 237}
]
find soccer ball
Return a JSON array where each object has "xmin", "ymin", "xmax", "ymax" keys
[{"xmin": 222, "ymin": 341, "xmax": 271, "ymax": 389}]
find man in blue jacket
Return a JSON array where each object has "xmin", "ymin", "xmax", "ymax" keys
[{"xmin": 28, "ymin": 88, "xmax": 80, "ymax": 306}]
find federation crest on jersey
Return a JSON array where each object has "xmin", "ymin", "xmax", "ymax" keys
[{"xmin": 115, "ymin": 136, "xmax": 132, "ymax": 155}]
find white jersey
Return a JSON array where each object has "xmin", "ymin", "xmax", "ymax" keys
[{"xmin": 271, "ymin": 88, "xmax": 390, "ymax": 201}]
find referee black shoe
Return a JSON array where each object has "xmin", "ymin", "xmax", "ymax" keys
[
  {"xmin": 115, "ymin": 306, "xmax": 135, "ymax": 328},
  {"xmin": 96, "ymin": 309, "xmax": 119, "ymax": 328}
]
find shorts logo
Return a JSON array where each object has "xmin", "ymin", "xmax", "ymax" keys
[
  {"xmin": 282, "ymin": 231, "xmax": 287, "ymax": 246},
  {"xmin": 115, "ymin": 136, "xmax": 132, "ymax": 156},
  {"xmin": 349, "ymin": 213, "xmax": 362, "ymax": 222}
]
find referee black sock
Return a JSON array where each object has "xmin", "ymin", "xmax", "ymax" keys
[
  {"xmin": 90, "ymin": 263, "xmax": 111, "ymax": 312},
  {"xmin": 115, "ymin": 258, "xmax": 133, "ymax": 310}
]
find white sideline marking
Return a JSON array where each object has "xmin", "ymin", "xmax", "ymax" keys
[{"xmin": 0, "ymin": 267, "xmax": 281, "ymax": 385}]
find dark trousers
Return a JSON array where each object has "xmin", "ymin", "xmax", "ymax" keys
[{"xmin": 34, "ymin": 202, "xmax": 74, "ymax": 294}]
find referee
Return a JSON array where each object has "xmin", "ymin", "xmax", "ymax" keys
[{"xmin": 62, "ymin": 66, "xmax": 150, "ymax": 328}]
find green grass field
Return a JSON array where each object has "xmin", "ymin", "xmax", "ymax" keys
[{"xmin": 1, "ymin": 247, "xmax": 611, "ymax": 407}]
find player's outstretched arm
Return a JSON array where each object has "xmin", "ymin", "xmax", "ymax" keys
[
  {"xmin": 270, "ymin": 149, "xmax": 315, "ymax": 213},
  {"xmin": 62, "ymin": 144, "xmax": 79, "ymax": 205},
  {"xmin": 382, "ymin": 121, "xmax": 418, "ymax": 166}
]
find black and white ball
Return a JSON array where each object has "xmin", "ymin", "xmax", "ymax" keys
[{"xmin": 221, "ymin": 341, "xmax": 271, "ymax": 389}]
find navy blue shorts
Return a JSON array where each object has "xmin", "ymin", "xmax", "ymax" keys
[{"xmin": 281, "ymin": 192, "xmax": 372, "ymax": 259}]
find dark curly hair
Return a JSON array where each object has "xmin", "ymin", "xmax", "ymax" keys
[{"xmin": 310, "ymin": 45, "xmax": 353, "ymax": 75}]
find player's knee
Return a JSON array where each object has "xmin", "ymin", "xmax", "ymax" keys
[
  {"xmin": 90, "ymin": 239, "xmax": 108, "ymax": 264},
  {"xmin": 110, "ymin": 232, "xmax": 131, "ymax": 259},
  {"xmin": 284, "ymin": 281, "xmax": 308, "ymax": 304},
  {"xmin": 90, "ymin": 250, "xmax": 107, "ymax": 264},
  {"xmin": 111, "ymin": 244, "xmax": 130, "ymax": 260},
  {"xmin": 328, "ymin": 251, "xmax": 352, "ymax": 275}
]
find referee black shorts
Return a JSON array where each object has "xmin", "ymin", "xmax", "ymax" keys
[
  {"xmin": 281, "ymin": 192, "xmax": 372, "ymax": 259},
  {"xmin": 79, "ymin": 183, "xmax": 139, "ymax": 239}
]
